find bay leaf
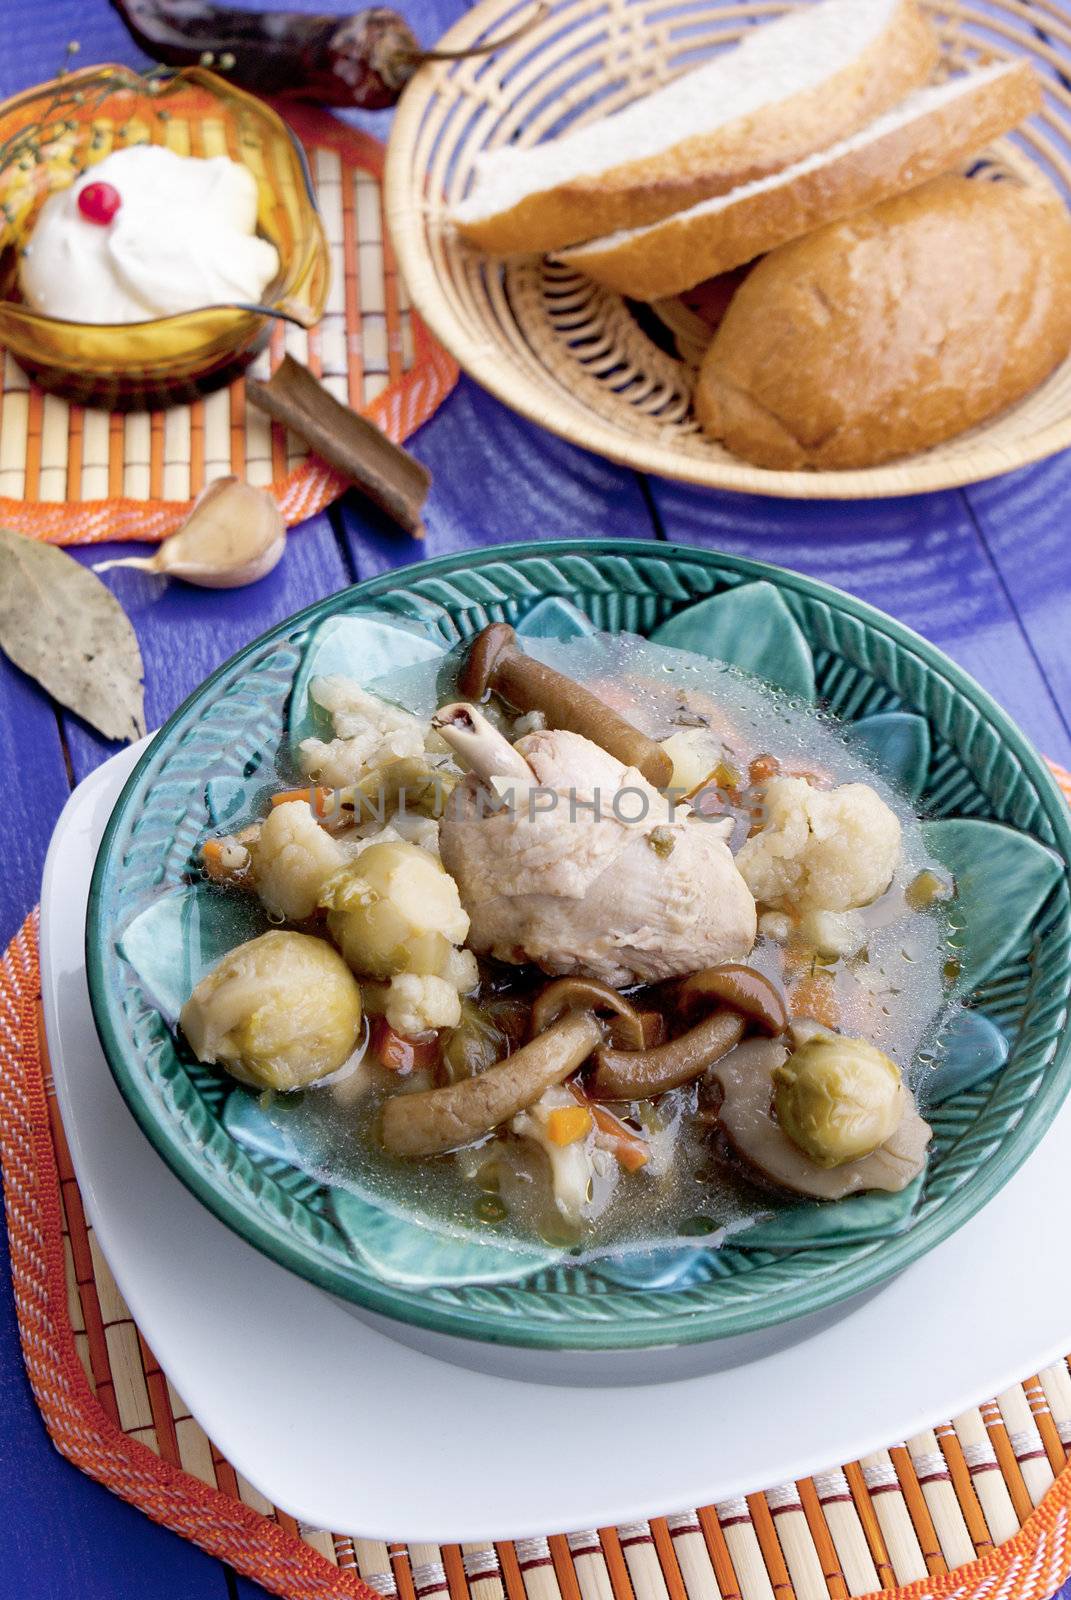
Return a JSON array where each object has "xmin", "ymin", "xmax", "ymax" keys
[{"xmin": 0, "ymin": 528, "xmax": 145, "ymax": 742}]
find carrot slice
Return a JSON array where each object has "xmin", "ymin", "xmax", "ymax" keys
[
  {"xmin": 372, "ymin": 1018, "xmax": 439, "ymax": 1074},
  {"xmin": 546, "ymin": 1105, "xmax": 593, "ymax": 1146},
  {"xmin": 570, "ymin": 1085, "xmax": 649, "ymax": 1172},
  {"xmin": 748, "ymin": 753, "xmax": 780, "ymax": 785},
  {"xmin": 788, "ymin": 970, "xmax": 840, "ymax": 1030},
  {"xmin": 270, "ymin": 785, "xmax": 340, "ymax": 820},
  {"xmin": 200, "ymin": 835, "xmax": 253, "ymax": 886}
]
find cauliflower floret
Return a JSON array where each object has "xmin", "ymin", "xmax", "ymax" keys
[
  {"xmin": 252, "ymin": 801, "xmax": 348, "ymax": 921},
  {"xmin": 735, "ymin": 777, "xmax": 900, "ymax": 913},
  {"xmin": 758, "ymin": 909, "xmax": 794, "ymax": 943},
  {"xmin": 366, "ymin": 944, "xmax": 477, "ymax": 1036},
  {"xmin": 384, "ymin": 973, "xmax": 462, "ymax": 1036},
  {"xmin": 299, "ymin": 676, "xmax": 428, "ymax": 788},
  {"xmin": 440, "ymin": 945, "xmax": 479, "ymax": 996}
]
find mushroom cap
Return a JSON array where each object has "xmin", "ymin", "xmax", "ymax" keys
[
  {"xmin": 459, "ymin": 623, "xmax": 518, "ymax": 701},
  {"xmin": 678, "ymin": 964, "xmax": 788, "ymax": 1036}
]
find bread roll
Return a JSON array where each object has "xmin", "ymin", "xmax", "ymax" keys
[
  {"xmin": 693, "ymin": 177, "xmax": 1071, "ymax": 470},
  {"xmin": 451, "ymin": 0, "xmax": 937, "ymax": 254}
]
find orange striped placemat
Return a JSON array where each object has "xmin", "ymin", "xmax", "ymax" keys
[
  {"xmin": 3, "ymin": 761, "xmax": 1071, "ymax": 1600},
  {"xmin": 0, "ymin": 107, "xmax": 458, "ymax": 546}
]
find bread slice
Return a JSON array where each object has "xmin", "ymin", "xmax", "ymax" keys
[
  {"xmin": 451, "ymin": 0, "xmax": 938, "ymax": 254},
  {"xmin": 559, "ymin": 60, "xmax": 1041, "ymax": 300}
]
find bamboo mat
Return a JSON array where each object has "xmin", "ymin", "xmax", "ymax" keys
[
  {"xmin": 0, "ymin": 108, "xmax": 458, "ymax": 545},
  {"xmin": 4, "ymin": 909, "xmax": 1071, "ymax": 1600}
]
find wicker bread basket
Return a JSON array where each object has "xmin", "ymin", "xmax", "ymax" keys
[{"xmin": 385, "ymin": 0, "xmax": 1071, "ymax": 498}]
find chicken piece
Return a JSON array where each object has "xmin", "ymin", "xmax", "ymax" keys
[{"xmin": 438, "ymin": 723, "xmax": 756, "ymax": 986}]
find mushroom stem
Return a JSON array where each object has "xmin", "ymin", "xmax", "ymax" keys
[
  {"xmin": 380, "ymin": 1010, "xmax": 604, "ymax": 1158},
  {"xmin": 591, "ymin": 1008, "xmax": 745, "ymax": 1100},
  {"xmin": 459, "ymin": 623, "xmax": 673, "ymax": 788},
  {"xmin": 432, "ymin": 702, "xmax": 533, "ymax": 782},
  {"xmin": 678, "ymin": 965, "xmax": 788, "ymax": 1035},
  {"xmin": 531, "ymin": 977, "xmax": 647, "ymax": 1049}
]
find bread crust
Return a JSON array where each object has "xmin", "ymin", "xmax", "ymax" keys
[
  {"xmin": 455, "ymin": 0, "xmax": 938, "ymax": 254},
  {"xmin": 562, "ymin": 60, "xmax": 1042, "ymax": 298},
  {"xmin": 693, "ymin": 176, "xmax": 1071, "ymax": 470}
]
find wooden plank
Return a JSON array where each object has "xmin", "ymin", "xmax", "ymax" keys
[
  {"xmin": 0, "ymin": 659, "xmax": 70, "ymax": 947},
  {"xmin": 963, "ymin": 461, "xmax": 1071, "ymax": 754},
  {"xmin": 646, "ymin": 478, "xmax": 1071, "ymax": 766},
  {"xmin": 335, "ymin": 378, "xmax": 659, "ymax": 581}
]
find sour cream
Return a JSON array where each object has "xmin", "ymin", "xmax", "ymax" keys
[{"xmin": 19, "ymin": 145, "xmax": 280, "ymax": 324}]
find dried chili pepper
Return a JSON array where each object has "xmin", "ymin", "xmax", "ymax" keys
[{"xmin": 111, "ymin": 0, "xmax": 547, "ymax": 110}]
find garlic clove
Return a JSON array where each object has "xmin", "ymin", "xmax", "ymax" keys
[{"xmin": 94, "ymin": 477, "xmax": 287, "ymax": 589}]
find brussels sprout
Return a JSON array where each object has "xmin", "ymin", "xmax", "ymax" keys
[
  {"xmin": 179, "ymin": 930, "xmax": 362, "ymax": 1092},
  {"xmin": 773, "ymin": 1034, "xmax": 904, "ymax": 1168},
  {"xmin": 320, "ymin": 841, "xmax": 469, "ymax": 980}
]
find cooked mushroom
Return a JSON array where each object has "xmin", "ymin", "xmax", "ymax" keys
[
  {"xmin": 459, "ymin": 623, "xmax": 673, "ymax": 787},
  {"xmin": 710, "ymin": 1038, "xmax": 931, "ymax": 1198},
  {"xmin": 531, "ymin": 977, "xmax": 647, "ymax": 1049},
  {"xmin": 678, "ymin": 964, "xmax": 788, "ymax": 1035},
  {"xmin": 380, "ymin": 1009, "xmax": 604, "ymax": 1158},
  {"xmin": 589, "ymin": 961, "xmax": 786, "ymax": 1100},
  {"xmin": 591, "ymin": 1008, "xmax": 745, "ymax": 1100}
]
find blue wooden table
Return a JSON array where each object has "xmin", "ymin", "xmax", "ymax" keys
[{"xmin": 1, "ymin": 1, "xmax": 1070, "ymax": 1594}]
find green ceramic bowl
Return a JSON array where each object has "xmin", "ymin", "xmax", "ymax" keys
[{"xmin": 86, "ymin": 542, "xmax": 1071, "ymax": 1350}]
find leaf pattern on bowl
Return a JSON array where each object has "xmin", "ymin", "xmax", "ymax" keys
[
  {"xmin": 288, "ymin": 611, "xmax": 444, "ymax": 749},
  {"xmin": 118, "ymin": 884, "xmax": 268, "ymax": 1022},
  {"xmin": 204, "ymin": 776, "xmax": 252, "ymax": 829},
  {"xmin": 732, "ymin": 1176, "xmax": 925, "ymax": 1253},
  {"xmin": 650, "ymin": 581, "xmax": 816, "ymax": 702},
  {"xmin": 594, "ymin": 1245, "xmax": 715, "ymax": 1292},
  {"xmin": 515, "ymin": 595, "xmax": 597, "ymax": 641},
  {"xmin": 928, "ymin": 1009, "xmax": 1010, "ymax": 1105},
  {"xmin": 923, "ymin": 817, "xmax": 1064, "ymax": 994},
  {"xmin": 329, "ymin": 1191, "xmax": 560, "ymax": 1289},
  {"xmin": 847, "ymin": 712, "xmax": 931, "ymax": 801}
]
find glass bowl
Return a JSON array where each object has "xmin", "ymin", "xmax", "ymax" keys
[
  {"xmin": 0, "ymin": 64, "xmax": 328, "ymax": 408},
  {"xmin": 85, "ymin": 541, "xmax": 1071, "ymax": 1353}
]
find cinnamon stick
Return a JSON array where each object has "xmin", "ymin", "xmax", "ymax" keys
[{"xmin": 246, "ymin": 355, "xmax": 430, "ymax": 538}]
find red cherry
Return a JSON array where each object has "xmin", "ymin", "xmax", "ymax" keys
[{"xmin": 77, "ymin": 181, "xmax": 122, "ymax": 226}]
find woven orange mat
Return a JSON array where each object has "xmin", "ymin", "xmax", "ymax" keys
[
  {"xmin": 2, "ymin": 759, "xmax": 1071, "ymax": 1599},
  {"xmin": 0, "ymin": 106, "xmax": 458, "ymax": 546}
]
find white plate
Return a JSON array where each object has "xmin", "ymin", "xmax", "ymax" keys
[{"xmin": 40, "ymin": 744, "xmax": 1071, "ymax": 1542}]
